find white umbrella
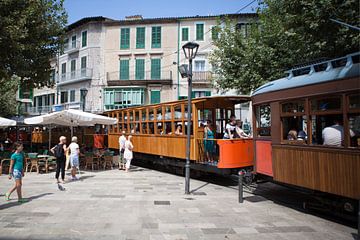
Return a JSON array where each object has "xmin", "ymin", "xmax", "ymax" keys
[{"xmin": 0, "ymin": 117, "xmax": 16, "ymax": 127}]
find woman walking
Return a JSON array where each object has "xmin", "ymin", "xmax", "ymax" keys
[
  {"xmin": 51, "ymin": 136, "xmax": 67, "ymax": 184},
  {"xmin": 5, "ymin": 142, "xmax": 27, "ymax": 203},
  {"xmin": 68, "ymin": 136, "xmax": 80, "ymax": 180},
  {"xmin": 124, "ymin": 135, "xmax": 133, "ymax": 172}
]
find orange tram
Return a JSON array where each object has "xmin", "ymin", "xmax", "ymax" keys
[{"xmin": 106, "ymin": 95, "xmax": 253, "ymax": 175}]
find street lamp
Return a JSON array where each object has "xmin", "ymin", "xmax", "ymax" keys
[
  {"xmin": 180, "ymin": 41, "xmax": 199, "ymax": 195},
  {"xmin": 80, "ymin": 88, "xmax": 88, "ymax": 112}
]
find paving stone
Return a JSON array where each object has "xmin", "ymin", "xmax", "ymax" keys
[
  {"xmin": 201, "ymin": 228, "xmax": 236, "ymax": 234},
  {"xmin": 154, "ymin": 200, "xmax": 171, "ymax": 205},
  {"xmin": 255, "ymin": 226, "xmax": 316, "ymax": 233}
]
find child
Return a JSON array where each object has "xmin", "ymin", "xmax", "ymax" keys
[{"xmin": 5, "ymin": 142, "xmax": 27, "ymax": 203}]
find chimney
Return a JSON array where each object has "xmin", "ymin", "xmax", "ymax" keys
[{"xmin": 125, "ymin": 15, "xmax": 143, "ymax": 20}]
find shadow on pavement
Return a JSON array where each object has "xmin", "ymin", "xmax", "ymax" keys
[{"xmin": 0, "ymin": 193, "xmax": 53, "ymax": 210}]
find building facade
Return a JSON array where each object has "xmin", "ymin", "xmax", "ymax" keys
[{"xmin": 26, "ymin": 14, "xmax": 256, "ymax": 115}]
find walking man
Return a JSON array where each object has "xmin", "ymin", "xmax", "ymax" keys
[
  {"xmin": 118, "ymin": 131, "xmax": 126, "ymax": 170},
  {"xmin": 51, "ymin": 136, "xmax": 67, "ymax": 183}
]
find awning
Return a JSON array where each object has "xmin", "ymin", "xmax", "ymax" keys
[{"xmin": 0, "ymin": 117, "xmax": 17, "ymax": 127}]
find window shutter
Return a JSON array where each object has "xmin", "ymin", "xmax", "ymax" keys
[
  {"xmin": 82, "ymin": 31, "xmax": 87, "ymax": 47},
  {"xmin": 151, "ymin": 26, "xmax": 161, "ymax": 48},
  {"xmin": 135, "ymin": 59, "xmax": 145, "ymax": 80},
  {"xmin": 136, "ymin": 27, "xmax": 145, "ymax": 49},
  {"xmin": 151, "ymin": 90, "xmax": 161, "ymax": 104},
  {"xmin": 191, "ymin": 92, "xmax": 196, "ymax": 98},
  {"xmin": 196, "ymin": 24, "xmax": 204, "ymax": 41},
  {"xmin": 182, "ymin": 28, "xmax": 189, "ymax": 41},
  {"xmin": 119, "ymin": 60, "xmax": 129, "ymax": 80},
  {"xmin": 205, "ymin": 91, "xmax": 211, "ymax": 96},
  {"xmin": 120, "ymin": 28, "xmax": 130, "ymax": 49},
  {"xmin": 151, "ymin": 59, "xmax": 161, "ymax": 79}
]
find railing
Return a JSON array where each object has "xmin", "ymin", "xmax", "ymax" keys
[
  {"xmin": 106, "ymin": 70, "xmax": 173, "ymax": 81},
  {"xmin": 57, "ymin": 68, "xmax": 93, "ymax": 84},
  {"xmin": 192, "ymin": 71, "xmax": 213, "ymax": 83},
  {"xmin": 26, "ymin": 106, "xmax": 53, "ymax": 115},
  {"xmin": 63, "ymin": 40, "xmax": 80, "ymax": 53}
]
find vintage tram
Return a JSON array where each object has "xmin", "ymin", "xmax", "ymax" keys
[
  {"xmin": 106, "ymin": 96, "xmax": 253, "ymax": 174},
  {"xmin": 251, "ymin": 52, "xmax": 360, "ymax": 204}
]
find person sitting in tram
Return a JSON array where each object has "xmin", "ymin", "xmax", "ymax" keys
[
  {"xmin": 174, "ymin": 124, "xmax": 183, "ymax": 135},
  {"xmin": 234, "ymin": 120, "xmax": 250, "ymax": 138},
  {"xmin": 287, "ymin": 128, "xmax": 298, "ymax": 140},
  {"xmin": 223, "ymin": 115, "xmax": 236, "ymax": 139},
  {"xmin": 322, "ymin": 119, "xmax": 355, "ymax": 147}
]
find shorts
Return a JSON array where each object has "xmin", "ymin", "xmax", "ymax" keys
[
  {"xmin": 12, "ymin": 169, "xmax": 22, "ymax": 180},
  {"xmin": 70, "ymin": 155, "xmax": 79, "ymax": 167}
]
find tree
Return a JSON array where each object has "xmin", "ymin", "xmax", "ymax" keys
[
  {"xmin": 211, "ymin": 0, "xmax": 360, "ymax": 94},
  {"xmin": 0, "ymin": 0, "xmax": 67, "ymax": 116},
  {"xmin": 0, "ymin": 77, "xmax": 20, "ymax": 117}
]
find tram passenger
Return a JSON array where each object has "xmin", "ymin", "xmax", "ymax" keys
[
  {"xmin": 322, "ymin": 119, "xmax": 355, "ymax": 146},
  {"xmin": 204, "ymin": 121, "xmax": 215, "ymax": 163},
  {"xmin": 223, "ymin": 115, "xmax": 236, "ymax": 139},
  {"xmin": 124, "ymin": 135, "xmax": 134, "ymax": 172},
  {"xmin": 175, "ymin": 124, "xmax": 183, "ymax": 135},
  {"xmin": 287, "ymin": 128, "xmax": 298, "ymax": 140},
  {"xmin": 234, "ymin": 120, "xmax": 249, "ymax": 138}
]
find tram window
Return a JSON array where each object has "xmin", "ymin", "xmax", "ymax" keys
[
  {"xmin": 311, "ymin": 114, "xmax": 343, "ymax": 146},
  {"xmin": 156, "ymin": 122, "xmax": 163, "ymax": 135},
  {"xmin": 165, "ymin": 122, "xmax": 172, "ymax": 134},
  {"xmin": 184, "ymin": 122, "xmax": 193, "ymax": 136},
  {"xmin": 148, "ymin": 122, "xmax": 154, "ymax": 134},
  {"xmin": 129, "ymin": 111, "xmax": 134, "ymax": 121},
  {"xmin": 331, "ymin": 58, "xmax": 347, "ymax": 68},
  {"xmin": 141, "ymin": 122, "xmax": 147, "ymax": 134},
  {"xmin": 165, "ymin": 106, "xmax": 172, "ymax": 120},
  {"xmin": 282, "ymin": 101, "xmax": 304, "ymax": 113},
  {"xmin": 311, "ymin": 97, "xmax": 341, "ymax": 112},
  {"xmin": 349, "ymin": 94, "xmax": 360, "ymax": 109},
  {"xmin": 256, "ymin": 105, "xmax": 271, "ymax": 136},
  {"xmin": 282, "ymin": 116, "xmax": 307, "ymax": 142},
  {"xmin": 184, "ymin": 106, "xmax": 191, "ymax": 119},
  {"xmin": 156, "ymin": 107, "xmax": 162, "ymax": 121},
  {"xmin": 141, "ymin": 110, "xmax": 146, "ymax": 121},
  {"xmin": 352, "ymin": 54, "xmax": 360, "ymax": 64},
  {"xmin": 135, "ymin": 111, "xmax": 139, "ymax": 121},
  {"xmin": 314, "ymin": 63, "xmax": 328, "ymax": 72},
  {"xmin": 149, "ymin": 109, "xmax": 154, "ymax": 121},
  {"xmin": 174, "ymin": 105, "xmax": 182, "ymax": 119},
  {"xmin": 349, "ymin": 114, "xmax": 360, "ymax": 148}
]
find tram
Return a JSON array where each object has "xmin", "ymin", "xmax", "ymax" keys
[
  {"xmin": 251, "ymin": 52, "xmax": 360, "ymax": 204},
  {"xmin": 106, "ymin": 96, "xmax": 253, "ymax": 174}
]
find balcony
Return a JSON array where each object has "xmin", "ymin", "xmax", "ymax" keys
[
  {"xmin": 63, "ymin": 40, "xmax": 80, "ymax": 54},
  {"xmin": 192, "ymin": 71, "xmax": 213, "ymax": 84},
  {"xmin": 26, "ymin": 106, "xmax": 53, "ymax": 116},
  {"xmin": 57, "ymin": 68, "xmax": 93, "ymax": 86},
  {"xmin": 106, "ymin": 71, "xmax": 173, "ymax": 86},
  {"xmin": 54, "ymin": 102, "xmax": 85, "ymax": 111}
]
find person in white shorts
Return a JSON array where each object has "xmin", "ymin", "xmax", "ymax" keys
[{"xmin": 67, "ymin": 136, "xmax": 80, "ymax": 180}]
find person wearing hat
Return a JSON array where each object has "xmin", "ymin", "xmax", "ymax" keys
[{"xmin": 67, "ymin": 136, "xmax": 80, "ymax": 180}]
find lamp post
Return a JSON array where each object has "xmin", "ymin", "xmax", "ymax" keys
[
  {"xmin": 180, "ymin": 42, "xmax": 199, "ymax": 194},
  {"xmin": 80, "ymin": 88, "xmax": 88, "ymax": 112}
]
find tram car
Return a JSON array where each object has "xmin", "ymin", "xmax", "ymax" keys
[
  {"xmin": 251, "ymin": 52, "xmax": 360, "ymax": 209},
  {"xmin": 106, "ymin": 96, "xmax": 253, "ymax": 175}
]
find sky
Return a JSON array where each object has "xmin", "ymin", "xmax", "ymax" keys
[{"xmin": 64, "ymin": 0, "xmax": 258, "ymax": 24}]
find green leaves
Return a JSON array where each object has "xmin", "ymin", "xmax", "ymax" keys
[{"xmin": 211, "ymin": 0, "xmax": 359, "ymax": 94}]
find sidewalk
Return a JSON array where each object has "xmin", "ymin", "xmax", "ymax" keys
[{"xmin": 0, "ymin": 167, "xmax": 356, "ymax": 240}]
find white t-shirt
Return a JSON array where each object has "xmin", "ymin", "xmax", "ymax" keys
[
  {"xmin": 224, "ymin": 123, "xmax": 236, "ymax": 139},
  {"xmin": 68, "ymin": 142, "xmax": 79, "ymax": 156},
  {"xmin": 119, "ymin": 135, "xmax": 126, "ymax": 150},
  {"xmin": 322, "ymin": 124, "xmax": 355, "ymax": 146}
]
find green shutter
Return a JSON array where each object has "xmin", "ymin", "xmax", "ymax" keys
[
  {"xmin": 135, "ymin": 59, "xmax": 145, "ymax": 80},
  {"xmin": 151, "ymin": 59, "xmax": 161, "ymax": 79},
  {"xmin": 211, "ymin": 27, "xmax": 218, "ymax": 40},
  {"xmin": 120, "ymin": 28, "xmax": 130, "ymax": 49},
  {"xmin": 196, "ymin": 23, "xmax": 204, "ymax": 41},
  {"xmin": 136, "ymin": 27, "xmax": 145, "ymax": 49},
  {"xmin": 151, "ymin": 90, "xmax": 161, "ymax": 104},
  {"xmin": 182, "ymin": 28, "xmax": 189, "ymax": 41},
  {"xmin": 81, "ymin": 56, "xmax": 87, "ymax": 69},
  {"xmin": 151, "ymin": 26, "xmax": 161, "ymax": 48},
  {"xmin": 18, "ymin": 85, "xmax": 23, "ymax": 99},
  {"xmin": 205, "ymin": 91, "xmax": 211, "ymax": 96},
  {"xmin": 82, "ymin": 31, "xmax": 87, "ymax": 47},
  {"xmin": 191, "ymin": 92, "xmax": 196, "ymax": 99},
  {"xmin": 119, "ymin": 59, "xmax": 129, "ymax": 80}
]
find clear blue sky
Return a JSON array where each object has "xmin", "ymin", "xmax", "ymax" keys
[{"xmin": 64, "ymin": 0, "xmax": 258, "ymax": 24}]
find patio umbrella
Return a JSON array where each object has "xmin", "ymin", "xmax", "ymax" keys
[{"xmin": 0, "ymin": 117, "xmax": 16, "ymax": 127}]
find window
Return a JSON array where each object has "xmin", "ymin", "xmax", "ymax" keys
[
  {"xmin": 192, "ymin": 91, "xmax": 211, "ymax": 98},
  {"xmin": 196, "ymin": 23, "xmax": 204, "ymax": 41},
  {"xmin": 349, "ymin": 93, "xmax": 360, "ymax": 109},
  {"xmin": 70, "ymin": 59, "xmax": 76, "ymax": 79},
  {"xmin": 150, "ymin": 90, "xmax": 160, "ymax": 104},
  {"xmin": 81, "ymin": 56, "xmax": 87, "ymax": 76},
  {"xmin": 136, "ymin": 27, "xmax": 145, "ymax": 49},
  {"xmin": 151, "ymin": 26, "xmax": 161, "ymax": 48},
  {"xmin": 311, "ymin": 97, "xmax": 341, "ymax": 112},
  {"xmin": 60, "ymin": 91, "xmax": 68, "ymax": 104},
  {"xmin": 120, "ymin": 28, "xmax": 130, "ymax": 49},
  {"xmin": 194, "ymin": 60, "xmax": 205, "ymax": 72},
  {"xmin": 135, "ymin": 59, "xmax": 145, "ymax": 80},
  {"xmin": 280, "ymin": 100, "xmax": 307, "ymax": 142},
  {"xmin": 63, "ymin": 38, "xmax": 69, "ymax": 52},
  {"xmin": 50, "ymin": 69, "xmax": 56, "ymax": 84},
  {"xmin": 103, "ymin": 88, "xmax": 144, "ymax": 110},
  {"xmin": 151, "ymin": 59, "xmax": 161, "ymax": 79},
  {"xmin": 211, "ymin": 26, "xmax": 219, "ymax": 40},
  {"xmin": 348, "ymin": 114, "xmax": 360, "ymax": 148},
  {"xmin": 119, "ymin": 59, "xmax": 129, "ymax": 80},
  {"xmin": 70, "ymin": 90, "xmax": 75, "ymax": 102},
  {"xmin": 256, "ymin": 104, "xmax": 271, "ymax": 136},
  {"xmin": 182, "ymin": 28, "xmax": 189, "ymax": 41},
  {"xmin": 61, "ymin": 63, "xmax": 66, "ymax": 81},
  {"xmin": 71, "ymin": 35, "xmax": 76, "ymax": 48},
  {"xmin": 82, "ymin": 31, "xmax": 87, "ymax": 47}
]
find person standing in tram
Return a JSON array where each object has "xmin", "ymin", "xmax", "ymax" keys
[
  {"xmin": 223, "ymin": 115, "xmax": 236, "ymax": 139},
  {"xmin": 118, "ymin": 131, "xmax": 126, "ymax": 170},
  {"xmin": 234, "ymin": 120, "xmax": 250, "ymax": 138},
  {"xmin": 124, "ymin": 135, "xmax": 134, "ymax": 172},
  {"xmin": 204, "ymin": 121, "xmax": 215, "ymax": 163}
]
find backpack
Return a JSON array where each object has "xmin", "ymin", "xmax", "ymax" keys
[{"xmin": 54, "ymin": 144, "xmax": 65, "ymax": 159}]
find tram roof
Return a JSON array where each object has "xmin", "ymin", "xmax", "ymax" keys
[
  {"xmin": 104, "ymin": 95, "xmax": 250, "ymax": 113},
  {"xmin": 252, "ymin": 52, "xmax": 360, "ymax": 96}
]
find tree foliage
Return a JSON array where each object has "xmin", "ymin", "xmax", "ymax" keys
[{"xmin": 210, "ymin": 0, "xmax": 360, "ymax": 94}]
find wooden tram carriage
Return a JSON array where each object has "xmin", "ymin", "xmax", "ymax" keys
[
  {"xmin": 251, "ymin": 52, "xmax": 360, "ymax": 201},
  {"xmin": 106, "ymin": 96, "xmax": 253, "ymax": 170}
]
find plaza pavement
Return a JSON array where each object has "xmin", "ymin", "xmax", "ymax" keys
[{"xmin": 0, "ymin": 166, "xmax": 357, "ymax": 240}]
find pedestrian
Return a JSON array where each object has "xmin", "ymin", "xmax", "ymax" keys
[
  {"xmin": 67, "ymin": 136, "xmax": 80, "ymax": 181},
  {"xmin": 5, "ymin": 142, "xmax": 27, "ymax": 203},
  {"xmin": 51, "ymin": 136, "xmax": 67, "ymax": 184},
  {"xmin": 118, "ymin": 131, "xmax": 126, "ymax": 170},
  {"xmin": 124, "ymin": 135, "xmax": 133, "ymax": 172}
]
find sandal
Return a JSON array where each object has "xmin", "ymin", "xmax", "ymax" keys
[{"xmin": 5, "ymin": 193, "xmax": 10, "ymax": 201}]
